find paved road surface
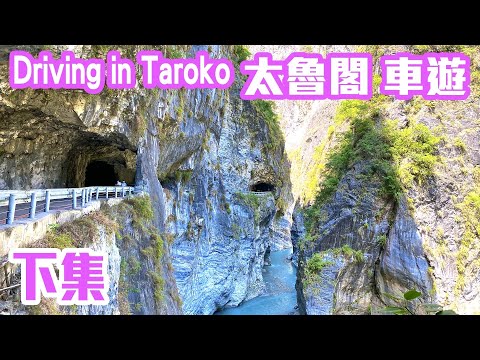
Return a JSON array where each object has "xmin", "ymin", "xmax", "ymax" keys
[{"xmin": 0, "ymin": 193, "xmax": 116, "ymax": 225}]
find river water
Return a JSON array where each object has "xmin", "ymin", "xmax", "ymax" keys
[{"xmin": 216, "ymin": 249, "xmax": 298, "ymax": 315}]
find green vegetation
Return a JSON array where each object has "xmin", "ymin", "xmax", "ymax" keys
[
  {"xmin": 280, "ymin": 56, "xmax": 449, "ymax": 301},
  {"xmin": 304, "ymin": 98, "xmax": 440, "ymax": 236},
  {"xmin": 409, "ymin": 45, "xmax": 480, "ymax": 97},
  {"xmin": 149, "ymin": 270, "xmax": 165, "ymax": 303},
  {"xmin": 374, "ymin": 289, "xmax": 456, "ymax": 315},
  {"xmin": 453, "ymin": 137, "xmax": 467, "ymax": 152},
  {"xmin": 327, "ymin": 125, "xmax": 335, "ymax": 139},
  {"xmin": 331, "ymin": 244, "xmax": 364, "ymax": 263},
  {"xmin": 302, "ymin": 246, "xmax": 363, "ymax": 289},
  {"xmin": 235, "ymin": 191, "xmax": 270, "ymax": 223},
  {"xmin": 252, "ymin": 100, "xmax": 283, "ymax": 150},
  {"xmin": 159, "ymin": 169, "xmax": 194, "ymax": 185},
  {"xmin": 47, "ymin": 223, "xmax": 60, "ymax": 232},
  {"xmin": 303, "ymin": 244, "xmax": 364, "ymax": 289},
  {"xmin": 90, "ymin": 45, "xmax": 115, "ymax": 57},
  {"xmin": 45, "ymin": 231, "xmax": 74, "ymax": 250},
  {"xmin": 36, "ymin": 195, "xmax": 157, "ymax": 314},
  {"xmin": 455, "ymin": 184, "xmax": 480, "ymax": 296},
  {"xmin": 176, "ymin": 103, "xmax": 184, "ymax": 120},
  {"xmin": 28, "ymin": 298, "xmax": 61, "ymax": 315},
  {"xmin": 174, "ymin": 169, "xmax": 193, "ymax": 184},
  {"xmin": 275, "ymin": 197, "xmax": 288, "ymax": 215},
  {"xmin": 235, "ymin": 192, "xmax": 260, "ymax": 208},
  {"xmin": 142, "ymin": 230, "xmax": 166, "ymax": 306},
  {"xmin": 233, "ymin": 45, "xmax": 251, "ymax": 66},
  {"xmin": 410, "ymin": 45, "xmax": 465, "ymax": 54},
  {"xmin": 385, "ymin": 119, "xmax": 441, "ymax": 188},
  {"xmin": 128, "ymin": 256, "xmax": 141, "ymax": 275},
  {"xmin": 334, "ymin": 99, "xmax": 370, "ymax": 125},
  {"xmin": 376, "ymin": 234, "xmax": 387, "ymax": 248},
  {"xmin": 201, "ymin": 129, "xmax": 211, "ymax": 151},
  {"xmin": 301, "ymin": 45, "xmax": 314, "ymax": 53},
  {"xmin": 303, "ymin": 141, "xmax": 327, "ymax": 204},
  {"xmin": 43, "ymin": 211, "xmax": 119, "ymax": 249},
  {"xmin": 116, "ymin": 195, "xmax": 169, "ymax": 312},
  {"xmin": 125, "ymin": 195, "xmax": 154, "ymax": 223},
  {"xmin": 289, "ymin": 130, "xmax": 333, "ymax": 205},
  {"xmin": 142, "ymin": 232, "xmax": 164, "ymax": 261},
  {"xmin": 306, "ymin": 253, "xmax": 334, "ymax": 273},
  {"xmin": 36, "ymin": 194, "xmax": 171, "ymax": 314},
  {"xmin": 118, "ymin": 259, "xmax": 132, "ymax": 314},
  {"xmin": 164, "ymin": 46, "xmax": 186, "ymax": 59},
  {"xmin": 356, "ymin": 45, "xmax": 387, "ymax": 65},
  {"xmin": 303, "ymin": 253, "xmax": 334, "ymax": 288}
]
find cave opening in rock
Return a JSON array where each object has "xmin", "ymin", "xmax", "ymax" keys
[
  {"xmin": 85, "ymin": 160, "xmax": 118, "ymax": 187},
  {"xmin": 250, "ymin": 182, "xmax": 275, "ymax": 192},
  {"xmin": 63, "ymin": 133, "xmax": 138, "ymax": 188}
]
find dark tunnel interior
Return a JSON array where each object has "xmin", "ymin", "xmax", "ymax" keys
[
  {"xmin": 85, "ymin": 161, "xmax": 118, "ymax": 187},
  {"xmin": 250, "ymin": 182, "xmax": 275, "ymax": 192}
]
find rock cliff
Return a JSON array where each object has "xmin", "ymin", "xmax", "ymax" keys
[
  {"xmin": 3, "ymin": 44, "xmax": 477, "ymax": 315},
  {"xmin": 0, "ymin": 45, "xmax": 293, "ymax": 314},
  {"xmin": 252, "ymin": 45, "xmax": 480, "ymax": 315}
]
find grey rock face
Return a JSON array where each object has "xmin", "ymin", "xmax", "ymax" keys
[
  {"xmin": 301, "ymin": 255, "xmax": 344, "ymax": 315},
  {"xmin": 270, "ymin": 213, "xmax": 294, "ymax": 251},
  {"xmin": 290, "ymin": 205, "xmax": 305, "ymax": 266},
  {"xmin": 77, "ymin": 228, "xmax": 121, "ymax": 315},
  {"xmin": 0, "ymin": 45, "xmax": 294, "ymax": 315},
  {"xmin": 161, "ymin": 85, "xmax": 290, "ymax": 313},
  {"xmin": 377, "ymin": 198, "xmax": 433, "ymax": 301},
  {"xmin": 256, "ymin": 45, "xmax": 480, "ymax": 314},
  {"xmin": 295, "ymin": 162, "xmax": 433, "ymax": 314}
]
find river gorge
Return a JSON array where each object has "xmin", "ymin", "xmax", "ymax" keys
[{"xmin": 1, "ymin": 45, "xmax": 479, "ymax": 315}]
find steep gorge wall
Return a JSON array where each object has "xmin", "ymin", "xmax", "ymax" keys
[
  {"xmin": 251, "ymin": 45, "xmax": 480, "ymax": 314},
  {"xmin": 0, "ymin": 45, "xmax": 293, "ymax": 314}
]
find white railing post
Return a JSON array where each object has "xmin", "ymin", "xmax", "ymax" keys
[
  {"xmin": 45, "ymin": 190, "xmax": 51, "ymax": 212},
  {"xmin": 7, "ymin": 194, "xmax": 16, "ymax": 225},
  {"xmin": 2, "ymin": 185, "xmax": 138, "ymax": 226},
  {"xmin": 29, "ymin": 193, "xmax": 37, "ymax": 219},
  {"xmin": 72, "ymin": 189, "xmax": 77, "ymax": 209}
]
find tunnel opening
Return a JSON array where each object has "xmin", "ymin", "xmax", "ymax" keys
[
  {"xmin": 85, "ymin": 161, "xmax": 118, "ymax": 187},
  {"xmin": 250, "ymin": 182, "xmax": 275, "ymax": 192},
  {"xmin": 63, "ymin": 133, "xmax": 138, "ymax": 188},
  {"xmin": 0, "ymin": 102, "xmax": 139, "ymax": 190}
]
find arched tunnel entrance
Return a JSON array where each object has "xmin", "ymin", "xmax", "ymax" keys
[
  {"xmin": 250, "ymin": 182, "xmax": 275, "ymax": 192},
  {"xmin": 85, "ymin": 161, "xmax": 117, "ymax": 186},
  {"xmin": 63, "ymin": 133, "xmax": 138, "ymax": 188},
  {"xmin": 0, "ymin": 103, "xmax": 138, "ymax": 190}
]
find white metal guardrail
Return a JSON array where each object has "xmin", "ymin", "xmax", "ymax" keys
[{"xmin": 0, "ymin": 186, "xmax": 135, "ymax": 225}]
